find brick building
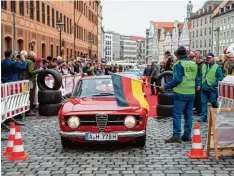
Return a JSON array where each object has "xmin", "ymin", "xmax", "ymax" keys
[{"xmin": 1, "ymin": 0, "xmax": 100, "ymax": 61}]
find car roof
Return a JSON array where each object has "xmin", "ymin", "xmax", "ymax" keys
[{"xmin": 81, "ymin": 75, "xmax": 111, "ymax": 80}]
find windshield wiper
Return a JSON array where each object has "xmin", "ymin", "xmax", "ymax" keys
[{"xmin": 92, "ymin": 92, "xmax": 115, "ymax": 96}]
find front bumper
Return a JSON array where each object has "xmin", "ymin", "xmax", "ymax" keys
[{"xmin": 59, "ymin": 130, "xmax": 145, "ymax": 138}]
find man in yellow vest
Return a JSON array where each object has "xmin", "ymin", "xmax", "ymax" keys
[
  {"xmin": 160, "ymin": 46, "xmax": 199, "ymax": 143},
  {"xmin": 198, "ymin": 53, "xmax": 223, "ymax": 122}
]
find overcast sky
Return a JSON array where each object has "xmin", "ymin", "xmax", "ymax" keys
[{"xmin": 102, "ymin": 0, "xmax": 206, "ymax": 37}]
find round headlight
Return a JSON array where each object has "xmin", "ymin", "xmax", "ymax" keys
[
  {"xmin": 124, "ymin": 116, "xmax": 136, "ymax": 128},
  {"xmin": 67, "ymin": 116, "xmax": 80, "ymax": 129}
]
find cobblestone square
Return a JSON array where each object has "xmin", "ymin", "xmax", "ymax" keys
[{"xmin": 1, "ymin": 116, "xmax": 234, "ymax": 176}]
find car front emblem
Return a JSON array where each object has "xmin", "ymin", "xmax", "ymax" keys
[{"xmin": 96, "ymin": 114, "xmax": 108, "ymax": 132}]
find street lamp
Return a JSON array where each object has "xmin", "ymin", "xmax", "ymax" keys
[{"xmin": 56, "ymin": 19, "xmax": 64, "ymax": 56}]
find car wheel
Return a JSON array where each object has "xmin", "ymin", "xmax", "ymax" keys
[
  {"xmin": 157, "ymin": 92, "xmax": 174, "ymax": 105},
  {"xmin": 61, "ymin": 136, "xmax": 73, "ymax": 148},
  {"xmin": 135, "ymin": 134, "xmax": 146, "ymax": 147},
  {"xmin": 156, "ymin": 104, "xmax": 173, "ymax": 117},
  {"xmin": 39, "ymin": 103, "xmax": 62, "ymax": 116},
  {"xmin": 38, "ymin": 90, "xmax": 62, "ymax": 104},
  {"xmin": 37, "ymin": 69, "xmax": 62, "ymax": 91}
]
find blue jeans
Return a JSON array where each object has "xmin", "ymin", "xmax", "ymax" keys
[
  {"xmin": 172, "ymin": 98, "xmax": 194, "ymax": 139},
  {"xmin": 200, "ymin": 90, "xmax": 218, "ymax": 121}
]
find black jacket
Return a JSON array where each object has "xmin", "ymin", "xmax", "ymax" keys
[{"xmin": 165, "ymin": 57, "xmax": 174, "ymax": 71}]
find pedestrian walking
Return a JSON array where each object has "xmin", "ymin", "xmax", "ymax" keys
[
  {"xmin": 198, "ymin": 53, "xmax": 223, "ymax": 122},
  {"xmin": 143, "ymin": 64, "xmax": 151, "ymax": 85},
  {"xmin": 159, "ymin": 46, "xmax": 198, "ymax": 143},
  {"xmin": 150, "ymin": 61, "xmax": 160, "ymax": 96}
]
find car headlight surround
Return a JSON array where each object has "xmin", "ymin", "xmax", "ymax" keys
[
  {"xmin": 124, "ymin": 115, "xmax": 137, "ymax": 128},
  {"xmin": 67, "ymin": 116, "xmax": 80, "ymax": 129}
]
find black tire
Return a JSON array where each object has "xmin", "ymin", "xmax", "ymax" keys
[
  {"xmin": 156, "ymin": 71, "xmax": 173, "ymax": 93},
  {"xmin": 37, "ymin": 69, "xmax": 62, "ymax": 91},
  {"xmin": 38, "ymin": 90, "xmax": 62, "ymax": 104},
  {"xmin": 61, "ymin": 136, "xmax": 73, "ymax": 148},
  {"xmin": 39, "ymin": 103, "xmax": 62, "ymax": 116},
  {"xmin": 157, "ymin": 104, "xmax": 173, "ymax": 117},
  {"xmin": 135, "ymin": 134, "xmax": 146, "ymax": 147},
  {"xmin": 158, "ymin": 92, "xmax": 174, "ymax": 105}
]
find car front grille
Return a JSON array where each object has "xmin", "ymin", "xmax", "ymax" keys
[
  {"xmin": 65, "ymin": 115, "xmax": 140, "ymax": 127},
  {"xmin": 96, "ymin": 114, "xmax": 108, "ymax": 132}
]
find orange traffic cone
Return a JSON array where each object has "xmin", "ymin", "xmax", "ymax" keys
[
  {"xmin": 8, "ymin": 125, "xmax": 28, "ymax": 161},
  {"xmin": 187, "ymin": 122, "xmax": 208, "ymax": 159},
  {"xmin": 3, "ymin": 122, "xmax": 16, "ymax": 156}
]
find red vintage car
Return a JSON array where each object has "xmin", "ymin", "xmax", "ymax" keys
[{"xmin": 58, "ymin": 75, "xmax": 148, "ymax": 147}]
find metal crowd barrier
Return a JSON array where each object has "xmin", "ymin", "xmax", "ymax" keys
[{"xmin": 1, "ymin": 80, "xmax": 30, "ymax": 124}]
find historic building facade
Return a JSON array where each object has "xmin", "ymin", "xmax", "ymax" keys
[
  {"xmin": 145, "ymin": 21, "xmax": 191, "ymax": 62},
  {"xmin": 1, "ymin": 0, "xmax": 100, "ymax": 60},
  {"xmin": 212, "ymin": 0, "xmax": 234, "ymax": 56},
  {"xmin": 190, "ymin": 1, "xmax": 221, "ymax": 56}
]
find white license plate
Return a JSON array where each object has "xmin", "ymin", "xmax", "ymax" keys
[{"xmin": 85, "ymin": 133, "xmax": 118, "ymax": 141}]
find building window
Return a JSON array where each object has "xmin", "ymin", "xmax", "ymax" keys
[
  {"xmin": 19, "ymin": 0, "xmax": 24, "ymax": 16},
  {"xmin": 209, "ymin": 39, "xmax": 211, "ymax": 46},
  {"xmin": 204, "ymin": 28, "xmax": 206, "ymax": 35},
  {"xmin": 64, "ymin": 16, "xmax": 66, "ymax": 32},
  {"xmin": 11, "ymin": 1, "xmax": 16, "ymax": 12},
  {"xmin": 67, "ymin": 48, "xmax": 69, "ymax": 60},
  {"xmin": 50, "ymin": 45, "xmax": 54, "ymax": 57},
  {"xmin": 70, "ymin": 19, "xmax": 72, "ymax": 34},
  {"xmin": 204, "ymin": 39, "xmax": 206, "ymax": 47},
  {"xmin": 56, "ymin": 45, "xmax": 59, "ymax": 56},
  {"xmin": 42, "ymin": 2, "xmax": 45, "ymax": 24},
  {"xmin": 47, "ymin": 5, "xmax": 50, "ymax": 26},
  {"xmin": 70, "ymin": 49, "xmax": 72, "ymax": 57},
  {"xmin": 36, "ymin": 1, "xmax": 40, "ymax": 22},
  {"xmin": 30, "ymin": 0, "xmax": 34, "ymax": 20},
  {"xmin": 1, "ymin": 0, "xmax": 7, "ymax": 10},
  {"xmin": 52, "ymin": 8, "xmax": 54, "ymax": 28}
]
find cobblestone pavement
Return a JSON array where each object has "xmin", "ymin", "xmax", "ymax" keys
[{"xmin": 1, "ymin": 116, "xmax": 234, "ymax": 176}]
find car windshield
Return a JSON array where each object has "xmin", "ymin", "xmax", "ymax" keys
[{"xmin": 74, "ymin": 78, "xmax": 114, "ymax": 97}]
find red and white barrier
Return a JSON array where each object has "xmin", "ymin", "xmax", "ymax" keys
[
  {"xmin": 1, "ymin": 75, "xmax": 82, "ymax": 122},
  {"xmin": 1, "ymin": 80, "xmax": 30, "ymax": 123},
  {"xmin": 218, "ymin": 76, "xmax": 234, "ymax": 108}
]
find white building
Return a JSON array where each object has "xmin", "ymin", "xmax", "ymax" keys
[
  {"xmin": 136, "ymin": 39, "xmax": 146, "ymax": 62},
  {"xmin": 145, "ymin": 21, "xmax": 159, "ymax": 63},
  {"xmin": 104, "ymin": 33, "xmax": 113, "ymax": 62},
  {"xmin": 212, "ymin": 1, "xmax": 234, "ymax": 56},
  {"xmin": 120, "ymin": 35, "xmax": 137, "ymax": 60},
  {"xmin": 179, "ymin": 19, "xmax": 190, "ymax": 50},
  {"xmin": 190, "ymin": 1, "xmax": 221, "ymax": 56},
  {"xmin": 146, "ymin": 21, "xmax": 190, "ymax": 62}
]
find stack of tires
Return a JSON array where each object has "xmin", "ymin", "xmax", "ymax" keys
[
  {"xmin": 37, "ymin": 69, "xmax": 63, "ymax": 116},
  {"xmin": 156, "ymin": 71, "xmax": 174, "ymax": 118}
]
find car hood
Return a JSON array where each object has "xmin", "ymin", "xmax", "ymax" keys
[{"xmin": 61, "ymin": 97, "xmax": 141, "ymax": 114}]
